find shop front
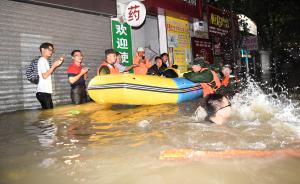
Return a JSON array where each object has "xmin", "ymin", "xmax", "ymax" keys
[
  {"xmin": 143, "ymin": 0, "xmax": 203, "ymax": 72},
  {"xmin": 206, "ymin": 5, "xmax": 239, "ymax": 67},
  {"xmin": 0, "ymin": 0, "xmax": 116, "ymax": 112},
  {"xmin": 116, "ymin": 0, "xmax": 161, "ymax": 71},
  {"xmin": 115, "ymin": 0, "xmax": 204, "ymax": 72}
]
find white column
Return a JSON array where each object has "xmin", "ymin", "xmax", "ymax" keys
[{"xmin": 157, "ymin": 8, "xmax": 168, "ymax": 54}]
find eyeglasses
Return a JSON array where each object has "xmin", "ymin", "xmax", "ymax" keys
[
  {"xmin": 47, "ymin": 48, "xmax": 54, "ymax": 53},
  {"xmin": 216, "ymin": 101, "xmax": 231, "ymax": 112}
]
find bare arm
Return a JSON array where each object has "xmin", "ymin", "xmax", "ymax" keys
[
  {"xmin": 168, "ymin": 57, "xmax": 173, "ymax": 67},
  {"xmin": 42, "ymin": 65, "xmax": 57, "ymax": 79},
  {"xmin": 41, "ymin": 56, "xmax": 64, "ymax": 79},
  {"xmin": 124, "ymin": 64, "xmax": 138, "ymax": 72},
  {"xmin": 68, "ymin": 68, "xmax": 88, "ymax": 84}
]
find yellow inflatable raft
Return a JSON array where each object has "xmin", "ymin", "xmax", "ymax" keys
[{"xmin": 87, "ymin": 74, "xmax": 203, "ymax": 105}]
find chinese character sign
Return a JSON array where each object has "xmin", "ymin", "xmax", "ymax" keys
[
  {"xmin": 125, "ymin": 1, "xmax": 146, "ymax": 27},
  {"xmin": 111, "ymin": 19, "xmax": 133, "ymax": 72},
  {"xmin": 191, "ymin": 38, "xmax": 214, "ymax": 64},
  {"xmin": 207, "ymin": 5, "xmax": 231, "ymax": 36},
  {"xmin": 166, "ymin": 11, "xmax": 191, "ymax": 72}
]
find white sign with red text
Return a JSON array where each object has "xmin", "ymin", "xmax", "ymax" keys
[{"xmin": 125, "ymin": 1, "xmax": 146, "ymax": 27}]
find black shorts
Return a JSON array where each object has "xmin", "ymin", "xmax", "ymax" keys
[
  {"xmin": 71, "ymin": 86, "xmax": 87, "ymax": 104},
  {"xmin": 36, "ymin": 92, "xmax": 53, "ymax": 109}
]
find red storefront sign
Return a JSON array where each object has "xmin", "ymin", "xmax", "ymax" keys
[
  {"xmin": 207, "ymin": 5, "xmax": 231, "ymax": 36},
  {"xmin": 125, "ymin": 1, "xmax": 146, "ymax": 27},
  {"xmin": 144, "ymin": 0, "xmax": 202, "ymax": 19},
  {"xmin": 191, "ymin": 37, "xmax": 214, "ymax": 64}
]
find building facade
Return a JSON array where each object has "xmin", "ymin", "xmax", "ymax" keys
[{"xmin": 0, "ymin": 0, "xmax": 115, "ymax": 113}]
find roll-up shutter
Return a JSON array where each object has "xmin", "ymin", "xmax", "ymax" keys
[{"xmin": 0, "ymin": 0, "xmax": 112, "ymax": 113}]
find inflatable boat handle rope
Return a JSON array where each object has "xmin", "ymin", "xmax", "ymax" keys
[{"xmin": 159, "ymin": 149, "xmax": 300, "ymax": 160}]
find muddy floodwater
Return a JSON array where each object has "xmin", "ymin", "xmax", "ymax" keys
[{"xmin": 0, "ymin": 83, "xmax": 300, "ymax": 184}]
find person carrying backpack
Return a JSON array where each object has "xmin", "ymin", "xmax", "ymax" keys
[
  {"xmin": 35, "ymin": 42, "xmax": 64, "ymax": 109},
  {"xmin": 26, "ymin": 56, "xmax": 41, "ymax": 84}
]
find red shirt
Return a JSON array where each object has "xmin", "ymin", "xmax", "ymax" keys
[
  {"xmin": 67, "ymin": 62, "xmax": 85, "ymax": 88},
  {"xmin": 67, "ymin": 62, "xmax": 82, "ymax": 74}
]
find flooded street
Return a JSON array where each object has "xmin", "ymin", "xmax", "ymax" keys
[
  {"xmin": 0, "ymin": 83, "xmax": 300, "ymax": 184},
  {"xmin": 0, "ymin": 0, "xmax": 299, "ymax": 183}
]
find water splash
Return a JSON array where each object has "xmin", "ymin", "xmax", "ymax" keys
[
  {"xmin": 192, "ymin": 77, "xmax": 300, "ymax": 138},
  {"xmin": 231, "ymin": 78, "xmax": 300, "ymax": 137},
  {"xmin": 193, "ymin": 106, "xmax": 207, "ymax": 122}
]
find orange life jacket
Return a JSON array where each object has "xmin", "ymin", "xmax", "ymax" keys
[
  {"xmin": 221, "ymin": 75, "xmax": 230, "ymax": 87},
  {"xmin": 200, "ymin": 69, "xmax": 221, "ymax": 97},
  {"xmin": 97, "ymin": 61, "xmax": 119, "ymax": 75},
  {"xmin": 133, "ymin": 54, "xmax": 151, "ymax": 75}
]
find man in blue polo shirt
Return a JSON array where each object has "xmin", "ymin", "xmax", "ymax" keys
[{"xmin": 67, "ymin": 50, "xmax": 89, "ymax": 104}]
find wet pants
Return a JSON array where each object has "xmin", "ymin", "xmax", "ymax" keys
[
  {"xmin": 36, "ymin": 92, "xmax": 53, "ymax": 109},
  {"xmin": 71, "ymin": 86, "xmax": 87, "ymax": 104}
]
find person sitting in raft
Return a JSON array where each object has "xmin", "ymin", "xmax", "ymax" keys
[
  {"xmin": 204, "ymin": 93, "xmax": 232, "ymax": 125},
  {"xmin": 162, "ymin": 68, "xmax": 179, "ymax": 78},
  {"xmin": 161, "ymin": 52, "xmax": 178, "ymax": 69},
  {"xmin": 97, "ymin": 49, "xmax": 120, "ymax": 75},
  {"xmin": 133, "ymin": 47, "xmax": 151, "ymax": 75},
  {"xmin": 217, "ymin": 64, "xmax": 239, "ymax": 97},
  {"xmin": 161, "ymin": 53, "xmax": 172, "ymax": 67},
  {"xmin": 147, "ymin": 56, "xmax": 167, "ymax": 76},
  {"xmin": 115, "ymin": 52, "xmax": 138, "ymax": 73},
  {"xmin": 183, "ymin": 58, "xmax": 221, "ymax": 97},
  {"xmin": 159, "ymin": 53, "xmax": 179, "ymax": 78}
]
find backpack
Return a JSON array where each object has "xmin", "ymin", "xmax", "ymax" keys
[{"xmin": 26, "ymin": 56, "xmax": 41, "ymax": 84}]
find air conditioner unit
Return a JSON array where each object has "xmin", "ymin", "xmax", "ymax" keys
[{"xmin": 193, "ymin": 20, "xmax": 205, "ymax": 32}]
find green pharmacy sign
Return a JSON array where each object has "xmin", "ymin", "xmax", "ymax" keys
[{"xmin": 111, "ymin": 19, "xmax": 133, "ymax": 73}]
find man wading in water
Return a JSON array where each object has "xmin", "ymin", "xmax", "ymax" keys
[
  {"xmin": 204, "ymin": 93, "xmax": 232, "ymax": 125},
  {"xmin": 67, "ymin": 50, "xmax": 89, "ymax": 104},
  {"xmin": 36, "ymin": 42, "xmax": 64, "ymax": 109}
]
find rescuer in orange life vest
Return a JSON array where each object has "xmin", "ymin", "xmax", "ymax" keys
[
  {"xmin": 217, "ymin": 64, "xmax": 240, "ymax": 98},
  {"xmin": 133, "ymin": 47, "xmax": 152, "ymax": 75},
  {"xmin": 97, "ymin": 49, "xmax": 120, "ymax": 75},
  {"xmin": 183, "ymin": 58, "xmax": 221, "ymax": 97}
]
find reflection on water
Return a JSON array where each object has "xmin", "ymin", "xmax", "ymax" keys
[
  {"xmin": 0, "ymin": 81, "xmax": 300, "ymax": 184},
  {"xmin": 24, "ymin": 118, "xmax": 57, "ymax": 148}
]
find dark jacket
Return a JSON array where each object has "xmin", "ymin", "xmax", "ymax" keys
[
  {"xmin": 147, "ymin": 64, "xmax": 167, "ymax": 76},
  {"xmin": 217, "ymin": 75, "xmax": 238, "ymax": 96},
  {"xmin": 183, "ymin": 69, "xmax": 213, "ymax": 83}
]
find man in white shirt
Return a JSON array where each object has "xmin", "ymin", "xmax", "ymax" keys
[
  {"xmin": 36, "ymin": 42, "xmax": 64, "ymax": 109},
  {"xmin": 115, "ymin": 52, "xmax": 137, "ymax": 73}
]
